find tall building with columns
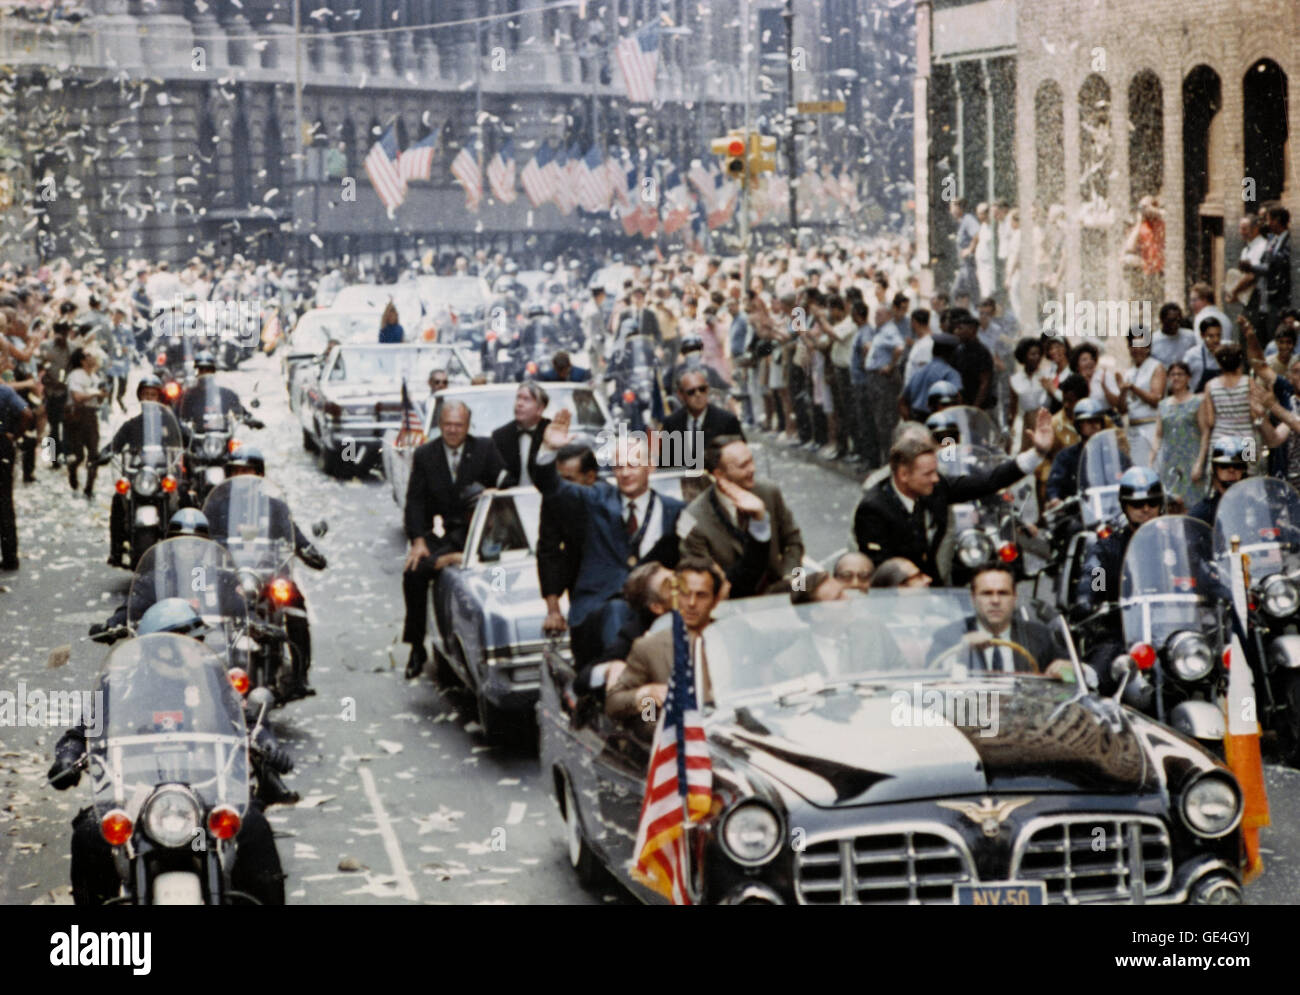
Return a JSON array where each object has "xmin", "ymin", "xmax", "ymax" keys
[{"xmin": 915, "ymin": 0, "xmax": 1298, "ymax": 329}]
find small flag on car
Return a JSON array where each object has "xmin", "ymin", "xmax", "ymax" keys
[{"xmin": 1225, "ymin": 542, "xmax": 1269, "ymax": 883}]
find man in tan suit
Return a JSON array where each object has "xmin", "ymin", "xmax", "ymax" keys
[
  {"xmin": 606, "ymin": 557, "xmax": 722, "ymax": 721},
  {"xmin": 680, "ymin": 437, "xmax": 804, "ymax": 597}
]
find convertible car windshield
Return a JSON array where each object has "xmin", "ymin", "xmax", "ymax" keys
[
  {"xmin": 329, "ymin": 345, "xmax": 470, "ymax": 384},
  {"xmin": 704, "ymin": 590, "xmax": 990, "ymax": 706}
]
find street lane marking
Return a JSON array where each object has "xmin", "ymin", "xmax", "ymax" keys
[
  {"xmin": 506, "ymin": 801, "xmax": 527, "ymax": 825},
  {"xmin": 358, "ymin": 765, "xmax": 418, "ymax": 901}
]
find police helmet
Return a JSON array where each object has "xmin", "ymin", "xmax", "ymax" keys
[
  {"xmin": 195, "ymin": 351, "xmax": 217, "ymax": 370},
  {"xmin": 1118, "ymin": 466, "xmax": 1164, "ymax": 506},
  {"xmin": 542, "ymin": 261, "xmax": 556, "ymax": 274},
  {"xmin": 568, "ymin": 260, "xmax": 582, "ymax": 272},
  {"xmin": 504, "ymin": 261, "xmax": 519, "ymax": 276},
  {"xmin": 925, "ymin": 409, "xmax": 962, "ymax": 441},
  {"xmin": 226, "ymin": 445, "xmax": 265, "ymax": 476},
  {"xmin": 526, "ymin": 303, "xmax": 547, "ymax": 318},
  {"xmin": 166, "ymin": 508, "xmax": 210, "ymax": 538},
  {"xmin": 679, "ymin": 335, "xmax": 703, "ymax": 355},
  {"xmin": 137, "ymin": 597, "xmax": 207, "ymax": 637},
  {"xmin": 1071, "ymin": 398, "xmax": 1108, "ymax": 428},
  {"xmin": 926, "ymin": 380, "xmax": 961, "ymax": 410},
  {"xmin": 136, "ymin": 373, "xmax": 163, "ymax": 398},
  {"xmin": 1210, "ymin": 437, "xmax": 1250, "ymax": 470}
]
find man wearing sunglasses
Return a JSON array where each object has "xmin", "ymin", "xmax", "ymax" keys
[
  {"xmin": 1073, "ymin": 466, "xmax": 1166, "ymax": 692},
  {"xmin": 659, "ymin": 368, "xmax": 743, "ymax": 467}
]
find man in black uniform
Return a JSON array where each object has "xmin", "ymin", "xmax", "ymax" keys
[
  {"xmin": 1044, "ymin": 398, "xmax": 1109, "ymax": 504},
  {"xmin": 1189, "ymin": 438, "xmax": 1249, "ymax": 524}
]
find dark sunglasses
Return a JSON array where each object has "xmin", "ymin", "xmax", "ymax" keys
[
  {"xmin": 835, "ymin": 570, "xmax": 873, "ymax": 583},
  {"xmin": 1125, "ymin": 499, "xmax": 1162, "ymax": 510},
  {"xmin": 683, "ymin": 385, "xmax": 709, "ymax": 396}
]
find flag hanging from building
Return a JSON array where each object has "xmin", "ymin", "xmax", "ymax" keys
[
  {"xmin": 661, "ymin": 169, "xmax": 690, "ymax": 235},
  {"xmin": 620, "ymin": 162, "xmax": 642, "ymax": 236},
  {"xmin": 707, "ymin": 169, "xmax": 736, "ymax": 229},
  {"xmin": 616, "ymin": 23, "xmax": 661, "ymax": 103},
  {"xmin": 605, "ymin": 148, "xmax": 630, "ymax": 209},
  {"xmin": 551, "ymin": 145, "xmax": 577, "ymax": 215},
  {"xmin": 637, "ymin": 162, "xmax": 659, "ymax": 238},
  {"xmin": 364, "ymin": 125, "xmax": 406, "ymax": 213},
  {"xmin": 1225, "ymin": 547, "xmax": 1270, "ymax": 883},
  {"xmin": 542, "ymin": 143, "xmax": 567, "ymax": 209},
  {"xmin": 451, "ymin": 146, "xmax": 483, "ymax": 212},
  {"xmin": 398, "ymin": 128, "xmax": 440, "ymax": 183},
  {"xmin": 577, "ymin": 145, "xmax": 611, "ymax": 213},
  {"xmin": 631, "ymin": 611, "xmax": 712, "ymax": 904},
  {"xmin": 521, "ymin": 142, "xmax": 554, "ymax": 208},
  {"xmin": 487, "ymin": 139, "xmax": 518, "ymax": 204}
]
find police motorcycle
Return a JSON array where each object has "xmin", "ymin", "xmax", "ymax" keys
[
  {"xmin": 496, "ymin": 305, "xmax": 560, "ymax": 383},
  {"xmin": 177, "ymin": 370, "xmax": 245, "ymax": 505},
  {"xmin": 609, "ymin": 331, "xmax": 660, "ymax": 431},
  {"xmin": 152, "ymin": 326, "xmax": 196, "ymax": 406},
  {"xmin": 1213, "ymin": 476, "xmax": 1300, "ymax": 766},
  {"xmin": 203, "ymin": 464, "xmax": 324, "ymax": 704},
  {"xmin": 106, "ymin": 400, "xmax": 186, "ymax": 569},
  {"xmin": 49, "ymin": 617, "xmax": 286, "ymax": 904},
  {"xmin": 1112, "ymin": 515, "xmax": 1230, "ymax": 747}
]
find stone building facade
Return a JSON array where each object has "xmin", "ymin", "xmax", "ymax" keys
[{"xmin": 915, "ymin": 0, "xmax": 1298, "ymax": 329}]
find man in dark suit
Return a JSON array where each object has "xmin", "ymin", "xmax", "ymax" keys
[
  {"xmin": 659, "ymin": 368, "xmax": 743, "ymax": 468},
  {"xmin": 681, "ymin": 436, "xmax": 802, "ymax": 597},
  {"xmin": 490, "ymin": 381, "xmax": 550, "ymax": 488},
  {"xmin": 538, "ymin": 442, "xmax": 598, "ymax": 636},
  {"xmin": 535, "ymin": 409, "xmax": 685, "ymax": 668},
  {"xmin": 927, "ymin": 564, "xmax": 1071, "ymax": 677},
  {"xmin": 539, "ymin": 350, "xmax": 590, "ymax": 383},
  {"xmin": 854, "ymin": 409, "xmax": 1055, "ymax": 581},
  {"xmin": 402, "ymin": 401, "xmax": 506, "ymax": 677}
]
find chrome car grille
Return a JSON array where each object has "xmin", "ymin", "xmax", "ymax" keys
[
  {"xmin": 795, "ymin": 825, "xmax": 975, "ymax": 905},
  {"xmin": 1010, "ymin": 815, "xmax": 1173, "ymax": 903}
]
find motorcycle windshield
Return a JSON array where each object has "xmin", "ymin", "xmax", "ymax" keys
[
  {"xmin": 936, "ymin": 443, "xmax": 1000, "ymax": 484},
  {"xmin": 937, "ymin": 406, "xmax": 1002, "ymax": 452},
  {"xmin": 88, "ymin": 634, "xmax": 249, "ymax": 819},
  {"xmin": 202, "ymin": 477, "xmax": 295, "ymax": 574},
  {"xmin": 179, "ymin": 377, "xmax": 237, "ymax": 432},
  {"xmin": 1078, "ymin": 428, "xmax": 1154, "ymax": 525},
  {"xmin": 124, "ymin": 402, "xmax": 184, "ymax": 466},
  {"xmin": 1213, "ymin": 476, "xmax": 1300, "ymax": 580},
  {"xmin": 1121, "ymin": 516, "xmax": 1224, "ymax": 647},
  {"xmin": 127, "ymin": 538, "xmax": 248, "ymax": 655}
]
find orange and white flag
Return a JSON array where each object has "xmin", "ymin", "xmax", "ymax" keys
[{"xmin": 1225, "ymin": 547, "xmax": 1270, "ymax": 883}]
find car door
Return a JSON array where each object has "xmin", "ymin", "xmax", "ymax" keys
[{"xmin": 593, "ymin": 715, "xmax": 653, "ymax": 876}]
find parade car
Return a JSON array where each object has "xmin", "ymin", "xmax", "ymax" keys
[
  {"xmin": 429, "ymin": 473, "xmax": 695, "ymax": 740},
  {"xmin": 328, "ymin": 283, "xmax": 426, "ymax": 335},
  {"xmin": 282, "ymin": 309, "xmax": 382, "ymax": 410},
  {"xmin": 541, "ymin": 590, "xmax": 1246, "ymax": 905},
  {"xmin": 382, "ymin": 382, "xmax": 613, "ymax": 510},
  {"xmin": 298, "ymin": 342, "xmax": 478, "ymax": 477},
  {"xmin": 414, "ymin": 275, "xmax": 493, "ymax": 342}
]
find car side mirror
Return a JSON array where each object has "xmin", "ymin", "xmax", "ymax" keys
[{"xmin": 311, "ymin": 519, "xmax": 328, "ymax": 538}]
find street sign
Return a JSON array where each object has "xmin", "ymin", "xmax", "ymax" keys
[{"xmin": 796, "ymin": 100, "xmax": 846, "ymax": 114}]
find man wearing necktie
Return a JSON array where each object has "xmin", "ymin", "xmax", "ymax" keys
[
  {"xmin": 658, "ymin": 368, "xmax": 743, "ymax": 467},
  {"xmin": 401, "ymin": 401, "xmax": 507, "ymax": 678},
  {"xmin": 532, "ymin": 409, "xmax": 685, "ymax": 669},
  {"xmin": 491, "ymin": 381, "xmax": 551, "ymax": 489}
]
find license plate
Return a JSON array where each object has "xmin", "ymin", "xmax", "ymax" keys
[
  {"xmin": 134, "ymin": 505, "xmax": 160, "ymax": 526},
  {"xmin": 206, "ymin": 466, "xmax": 225, "ymax": 484},
  {"xmin": 955, "ymin": 882, "xmax": 1046, "ymax": 906}
]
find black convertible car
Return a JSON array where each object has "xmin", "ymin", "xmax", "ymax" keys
[{"xmin": 540, "ymin": 591, "xmax": 1246, "ymax": 905}]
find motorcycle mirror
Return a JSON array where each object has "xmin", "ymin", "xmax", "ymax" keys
[
  {"xmin": 311, "ymin": 519, "xmax": 329, "ymax": 538},
  {"xmin": 1110, "ymin": 654, "xmax": 1136, "ymax": 703}
]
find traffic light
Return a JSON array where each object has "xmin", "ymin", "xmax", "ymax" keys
[
  {"xmin": 747, "ymin": 133, "xmax": 777, "ymax": 179},
  {"xmin": 710, "ymin": 131, "xmax": 749, "ymax": 185}
]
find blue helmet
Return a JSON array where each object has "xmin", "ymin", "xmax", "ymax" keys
[
  {"xmin": 226, "ymin": 444, "xmax": 265, "ymax": 476},
  {"xmin": 137, "ymin": 597, "xmax": 206, "ymax": 637},
  {"xmin": 1071, "ymin": 398, "xmax": 1107, "ymax": 428},
  {"xmin": 195, "ymin": 351, "xmax": 217, "ymax": 370},
  {"xmin": 925, "ymin": 409, "xmax": 962, "ymax": 441},
  {"xmin": 167, "ymin": 508, "xmax": 209, "ymax": 538},
  {"xmin": 1118, "ymin": 466, "xmax": 1164, "ymax": 506},
  {"xmin": 136, "ymin": 373, "xmax": 163, "ymax": 398},
  {"xmin": 927, "ymin": 380, "xmax": 961, "ymax": 410},
  {"xmin": 1210, "ymin": 437, "xmax": 1250, "ymax": 469}
]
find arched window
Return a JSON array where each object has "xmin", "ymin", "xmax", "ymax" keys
[
  {"xmin": 232, "ymin": 101, "xmax": 252, "ymax": 208},
  {"xmin": 340, "ymin": 118, "xmax": 358, "ymax": 174},
  {"xmin": 1078, "ymin": 73, "xmax": 1111, "ymax": 213},
  {"xmin": 1128, "ymin": 70, "xmax": 1164, "ymax": 210},
  {"xmin": 1183, "ymin": 65, "xmax": 1223, "ymax": 289},
  {"xmin": 1034, "ymin": 80, "xmax": 1064, "ymax": 209},
  {"xmin": 265, "ymin": 112, "xmax": 284, "ymax": 207},
  {"xmin": 1243, "ymin": 58, "xmax": 1289, "ymax": 206}
]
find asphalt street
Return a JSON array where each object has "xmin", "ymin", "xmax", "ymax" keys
[{"xmin": 2, "ymin": 353, "xmax": 1298, "ymax": 904}]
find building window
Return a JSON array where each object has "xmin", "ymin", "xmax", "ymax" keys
[
  {"xmin": 1243, "ymin": 58, "xmax": 1289, "ymax": 207},
  {"xmin": 1183, "ymin": 65, "xmax": 1223, "ymax": 291},
  {"xmin": 1128, "ymin": 70, "xmax": 1163, "ymax": 211},
  {"xmin": 1078, "ymin": 73, "xmax": 1111, "ymax": 221},
  {"xmin": 1034, "ymin": 80, "xmax": 1064, "ymax": 210}
]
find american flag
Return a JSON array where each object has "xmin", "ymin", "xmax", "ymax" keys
[
  {"xmin": 451, "ymin": 146, "xmax": 483, "ymax": 211},
  {"xmin": 637, "ymin": 163, "xmax": 659, "ymax": 238},
  {"xmin": 551, "ymin": 146, "xmax": 577, "ymax": 215},
  {"xmin": 661, "ymin": 170, "xmax": 690, "ymax": 235},
  {"xmin": 394, "ymin": 380, "xmax": 426, "ymax": 448},
  {"xmin": 687, "ymin": 160, "xmax": 714, "ymax": 205},
  {"xmin": 576, "ymin": 145, "xmax": 611, "ymax": 213},
  {"xmin": 487, "ymin": 139, "xmax": 517, "ymax": 204},
  {"xmin": 605, "ymin": 150, "xmax": 630, "ymax": 209},
  {"xmin": 542, "ymin": 143, "xmax": 566, "ymax": 208},
  {"xmin": 364, "ymin": 126, "xmax": 406, "ymax": 212},
  {"xmin": 520, "ymin": 142, "xmax": 554, "ymax": 208},
  {"xmin": 398, "ymin": 129, "xmax": 439, "ymax": 183},
  {"xmin": 631, "ymin": 611, "xmax": 712, "ymax": 904},
  {"xmin": 707, "ymin": 171, "xmax": 736, "ymax": 230},
  {"xmin": 616, "ymin": 23, "xmax": 661, "ymax": 103}
]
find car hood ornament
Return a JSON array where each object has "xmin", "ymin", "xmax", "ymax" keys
[{"xmin": 937, "ymin": 797, "xmax": 1033, "ymax": 837}]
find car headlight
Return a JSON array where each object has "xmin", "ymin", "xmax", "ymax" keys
[
  {"xmin": 202, "ymin": 433, "xmax": 226, "ymax": 459},
  {"xmin": 133, "ymin": 467, "xmax": 160, "ymax": 497},
  {"xmin": 142, "ymin": 785, "xmax": 202, "ymax": 848},
  {"xmin": 720, "ymin": 802, "xmax": 781, "ymax": 866},
  {"xmin": 1261, "ymin": 575, "xmax": 1300, "ymax": 619},
  {"xmin": 956, "ymin": 529, "xmax": 994, "ymax": 568},
  {"xmin": 1167, "ymin": 630, "xmax": 1215, "ymax": 682},
  {"xmin": 1180, "ymin": 774, "xmax": 1242, "ymax": 838}
]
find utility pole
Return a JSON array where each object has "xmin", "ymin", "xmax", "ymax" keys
[
  {"xmin": 292, "ymin": 0, "xmax": 304, "ymax": 263},
  {"xmin": 475, "ymin": 18, "xmax": 483, "ymax": 255},
  {"xmin": 740, "ymin": 0, "xmax": 751, "ymax": 286},
  {"xmin": 782, "ymin": 0, "xmax": 797, "ymax": 243}
]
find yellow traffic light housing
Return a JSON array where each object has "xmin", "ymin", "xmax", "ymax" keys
[
  {"xmin": 747, "ymin": 133, "xmax": 777, "ymax": 179},
  {"xmin": 711, "ymin": 131, "xmax": 748, "ymax": 185}
]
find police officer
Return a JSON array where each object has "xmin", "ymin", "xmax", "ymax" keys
[
  {"xmin": 1074, "ymin": 466, "xmax": 1166, "ymax": 691},
  {"xmin": 1044, "ymin": 398, "xmax": 1109, "ymax": 505},
  {"xmin": 0, "ymin": 370, "xmax": 33, "ymax": 570},
  {"xmin": 182, "ymin": 352, "xmax": 264, "ymax": 429},
  {"xmin": 927, "ymin": 380, "xmax": 962, "ymax": 416},
  {"xmin": 1189, "ymin": 438, "xmax": 1249, "ymax": 524},
  {"xmin": 101, "ymin": 375, "xmax": 182, "ymax": 567}
]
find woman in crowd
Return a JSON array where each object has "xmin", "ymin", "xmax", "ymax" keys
[
  {"xmin": 377, "ymin": 301, "xmax": 403, "ymax": 344},
  {"xmin": 63, "ymin": 347, "xmax": 105, "ymax": 498},
  {"xmin": 1107, "ymin": 332, "xmax": 1165, "ymax": 450},
  {"xmin": 1068, "ymin": 341, "xmax": 1111, "ymax": 405},
  {"xmin": 1152, "ymin": 361, "xmax": 1204, "ymax": 507},
  {"xmin": 1042, "ymin": 336, "xmax": 1069, "ymax": 408},
  {"xmin": 1194, "ymin": 342, "xmax": 1253, "ymax": 485},
  {"xmin": 1008, "ymin": 337, "xmax": 1055, "ymax": 453}
]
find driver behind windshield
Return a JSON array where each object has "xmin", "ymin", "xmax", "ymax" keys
[
  {"xmin": 928, "ymin": 564, "xmax": 1072, "ymax": 679},
  {"xmin": 606, "ymin": 558, "xmax": 722, "ymax": 722}
]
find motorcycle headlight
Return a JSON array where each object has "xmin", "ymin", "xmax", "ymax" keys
[
  {"xmin": 1180, "ymin": 774, "xmax": 1242, "ymax": 839},
  {"xmin": 142, "ymin": 785, "xmax": 202, "ymax": 848},
  {"xmin": 956, "ymin": 529, "xmax": 994, "ymax": 568},
  {"xmin": 720, "ymin": 802, "xmax": 781, "ymax": 867},
  {"xmin": 133, "ymin": 467, "xmax": 160, "ymax": 497},
  {"xmin": 1166, "ymin": 630, "xmax": 1215, "ymax": 682},
  {"xmin": 203, "ymin": 433, "xmax": 226, "ymax": 459},
  {"xmin": 237, "ymin": 568, "xmax": 261, "ymax": 602},
  {"xmin": 1261, "ymin": 575, "xmax": 1300, "ymax": 619}
]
